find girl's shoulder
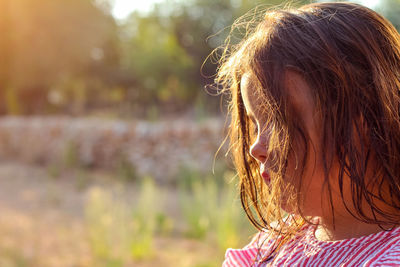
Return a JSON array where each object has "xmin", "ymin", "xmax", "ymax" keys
[
  {"xmin": 222, "ymin": 230, "xmax": 273, "ymax": 267},
  {"xmin": 222, "ymin": 222, "xmax": 311, "ymax": 267},
  {"xmin": 363, "ymin": 227, "xmax": 400, "ymax": 265},
  {"xmin": 222, "ymin": 222, "xmax": 400, "ymax": 266}
]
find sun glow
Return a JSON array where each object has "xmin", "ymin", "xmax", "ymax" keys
[
  {"xmin": 359, "ymin": 0, "xmax": 381, "ymax": 8},
  {"xmin": 112, "ymin": 0, "xmax": 165, "ymax": 19},
  {"xmin": 112, "ymin": 0, "xmax": 383, "ymax": 20}
]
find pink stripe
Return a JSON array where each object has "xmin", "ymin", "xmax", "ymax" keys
[
  {"xmin": 225, "ymin": 249, "xmax": 249, "ymax": 266},
  {"xmin": 378, "ymin": 259, "xmax": 400, "ymax": 265},
  {"xmin": 349, "ymin": 232, "xmax": 393, "ymax": 266},
  {"xmin": 243, "ymin": 248, "xmax": 257, "ymax": 264},
  {"xmin": 307, "ymin": 248, "xmax": 330, "ymax": 266},
  {"xmin": 223, "ymin": 227, "xmax": 400, "ymax": 266},
  {"xmin": 236, "ymin": 250, "xmax": 252, "ymax": 266},
  {"xmin": 231, "ymin": 255, "xmax": 246, "ymax": 267},
  {"xmin": 222, "ymin": 255, "xmax": 232, "ymax": 267},
  {"xmin": 277, "ymin": 242, "xmax": 303, "ymax": 265},
  {"xmin": 274, "ymin": 226, "xmax": 315, "ymax": 265},
  {"xmin": 245, "ymin": 232, "xmax": 263, "ymax": 249},
  {"xmin": 272, "ymin": 223, "xmax": 312, "ymax": 265},
  {"xmin": 321, "ymin": 237, "xmax": 360, "ymax": 266},
  {"xmin": 298, "ymin": 250, "xmax": 314, "ymax": 266},
  {"xmin": 385, "ymin": 251, "xmax": 400, "ymax": 258},
  {"xmin": 364, "ymin": 236, "xmax": 400, "ymax": 265}
]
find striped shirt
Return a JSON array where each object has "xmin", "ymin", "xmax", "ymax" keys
[{"xmin": 223, "ymin": 223, "xmax": 400, "ymax": 266}]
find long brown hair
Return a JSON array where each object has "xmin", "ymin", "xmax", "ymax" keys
[{"xmin": 215, "ymin": 1, "xmax": 400, "ymax": 261}]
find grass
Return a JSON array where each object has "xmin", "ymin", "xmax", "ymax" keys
[
  {"xmin": 84, "ymin": 177, "xmax": 166, "ymax": 265},
  {"xmin": 178, "ymin": 167, "xmax": 255, "ymax": 252},
  {"xmin": 0, "ymin": 247, "xmax": 30, "ymax": 267},
  {"xmin": 215, "ymin": 171, "xmax": 251, "ymax": 250},
  {"xmin": 2, "ymin": 162, "xmax": 255, "ymax": 266},
  {"xmin": 130, "ymin": 177, "xmax": 160, "ymax": 259},
  {"xmin": 83, "ymin": 166, "xmax": 254, "ymax": 266},
  {"xmin": 179, "ymin": 176, "xmax": 216, "ymax": 239}
]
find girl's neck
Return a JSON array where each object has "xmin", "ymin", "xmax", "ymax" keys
[{"xmin": 314, "ymin": 216, "xmax": 386, "ymax": 241}]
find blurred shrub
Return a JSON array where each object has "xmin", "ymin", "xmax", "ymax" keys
[
  {"xmin": 215, "ymin": 171, "xmax": 249, "ymax": 250},
  {"xmin": 63, "ymin": 141, "xmax": 80, "ymax": 169},
  {"xmin": 179, "ymin": 167, "xmax": 254, "ymax": 251},
  {"xmin": 1, "ymin": 0, "xmax": 399, "ymax": 117},
  {"xmin": 85, "ymin": 177, "xmax": 169, "ymax": 264},
  {"xmin": 0, "ymin": 247, "xmax": 30, "ymax": 267},
  {"xmin": 0, "ymin": 0, "xmax": 118, "ymax": 115},
  {"xmin": 180, "ymin": 177, "xmax": 217, "ymax": 239},
  {"xmin": 130, "ymin": 177, "xmax": 159, "ymax": 259},
  {"xmin": 376, "ymin": 0, "xmax": 400, "ymax": 29},
  {"xmin": 115, "ymin": 153, "xmax": 138, "ymax": 182}
]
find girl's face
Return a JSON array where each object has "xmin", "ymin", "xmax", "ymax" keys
[{"xmin": 240, "ymin": 71, "xmax": 334, "ymax": 216}]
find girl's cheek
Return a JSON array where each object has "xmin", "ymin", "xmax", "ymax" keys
[{"xmin": 258, "ymin": 129, "xmax": 270, "ymax": 145}]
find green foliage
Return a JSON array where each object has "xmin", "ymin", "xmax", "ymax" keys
[
  {"xmin": 63, "ymin": 141, "xmax": 80, "ymax": 168},
  {"xmin": 121, "ymin": 11, "xmax": 198, "ymax": 112},
  {"xmin": 1, "ymin": 0, "xmax": 399, "ymax": 117},
  {"xmin": 5, "ymin": 87, "xmax": 22, "ymax": 115},
  {"xmin": 0, "ymin": 0, "xmax": 118, "ymax": 115},
  {"xmin": 84, "ymin": 177, "xmax": 168, "ymax": 264},
  {"xmin": 215, "ymin": 171, "xmax": 248, "ymax": 250},
  {"xmin": 0, "ymin": 0, "xmax": 287, "ymax": 116},
  {"xmin": 180, "ymin": 177, "xmax": 218, "ymax": 239},
  {"xmin": 115, "ymin": 154, "xmax": 137, "ymax": 182},
  {"xmin": 47, "ymin": 163, "xmax": 61, "ymax": 180},
  {"xmin": 75, "ymin": 169, "xmax": 91, "ymax": 191},
  {"xmin": 155, "ymin": 212, "xmax": 174, "ymax": 236},
  {"xmin": 376, "ymin": 0, "xmax": 400, "ymax": 30},
  {"xmin": 84, "ymin": 167, "xmax": 253, "ymax": 265},
  {"xmin": 0, "ymin": 247, "xmax": 30, "ymax": 267},
  {"xmin": 179, "ymin": 167, "xmax": 254, "ymax": 251},
  {"xmin": 130, "ymin": 178, "xmax": 159, "ymax": 259}
]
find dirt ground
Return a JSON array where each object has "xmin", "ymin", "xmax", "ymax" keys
[{"xmin": 0, "ymin": 162, "xmax": 224, "ymax": 267}]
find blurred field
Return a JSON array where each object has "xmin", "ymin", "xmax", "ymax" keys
[
  {"xmin": 0, "ymin": 160, "xmax": 255, "ymax": 267},
  {"xmin": 0, "ymin": 117, "xmax": 255, "ymax": 267},
  {"xmin": 0, "ymin": 116, "xmax": 224, "ymax": 183}
]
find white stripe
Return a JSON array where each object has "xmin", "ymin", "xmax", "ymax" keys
[
  {"xmin": 236, "ymin": 249, "xmax": 252, "ymax": 266},
  {"xmin": 224, "ymin": 227, "xmax": 400, "ymax": 266},
  {"xmin": 346, "ymin": 232, "xmax": 390, "ymax": 265},
  {"xmin": 274, "ymin": 234, "xmax": 304, "ymax": 265},
  {"xmin": 363, "ymin": 236, "xmax": 400, "ymax": 265},
  {"xmin": 279, "ymin": 242, "xmax": 304, "ymax": 266},
  {"xmin": 315, "ymin": 237, "xmax": 360, "ymax": 266}
]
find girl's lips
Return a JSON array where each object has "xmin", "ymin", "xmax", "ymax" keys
[
  {"xmin": 261, "ymin": 171, "xmax": 271, "ymax": 183},
  {"xmin": 260, "ymin": 164, "xmax": 271, "ymax": 184}
]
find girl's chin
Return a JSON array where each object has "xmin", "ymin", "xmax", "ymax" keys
[
  {"xmin": 279, "ymin": 193, "xmax": 298, "ymax": 214},
  {"xmin": 280, "ymin": 203, "xmax": 296, "ymax": 214}
]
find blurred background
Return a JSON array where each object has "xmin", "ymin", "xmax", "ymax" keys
[{"xmin": 0, "ymin": 0, "xmax": 399, "ymax": 266}]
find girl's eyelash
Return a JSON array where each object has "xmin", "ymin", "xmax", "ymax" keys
[
  {"xmin": 254, "ymin": 126, "xmax": 258, "ymax": 135},
  {"xmin": 252, "ymin": 123, "xmax": 258, "ymax": 135}
]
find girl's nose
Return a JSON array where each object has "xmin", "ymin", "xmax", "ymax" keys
[{"xmin": 250, "ymin": 140, "xmax": 267, "ymax": 163}]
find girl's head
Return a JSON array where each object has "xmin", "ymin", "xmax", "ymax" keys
[{"xmin": 216, "ymin": 2, "xmax": 400, "ymax": 232}]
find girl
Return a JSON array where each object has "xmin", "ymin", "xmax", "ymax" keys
[{"xmin": 216, "ymin": 2, "xmax": 400, "ymax": 266}]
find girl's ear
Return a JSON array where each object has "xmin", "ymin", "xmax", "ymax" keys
[{"xmin": 284, "ymin": 70, "xmax": 317, "ymax": 135}]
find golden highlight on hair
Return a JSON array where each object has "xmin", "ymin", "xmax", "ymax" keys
[{"xmin": 215, "ymin": 1, "xmax": 400, "ymax": 256}]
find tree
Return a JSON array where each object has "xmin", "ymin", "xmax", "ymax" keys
[
  {"xmin": 119, "ymin": 0, "xmax": 309, "ymax": 116},
  {"xmin": 376, "ymin": 0, "xmax": 400, "ymax": 30},
  {"xmin": 0, "ymin": 0, "xmax": 118, "ymax": 114}
]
